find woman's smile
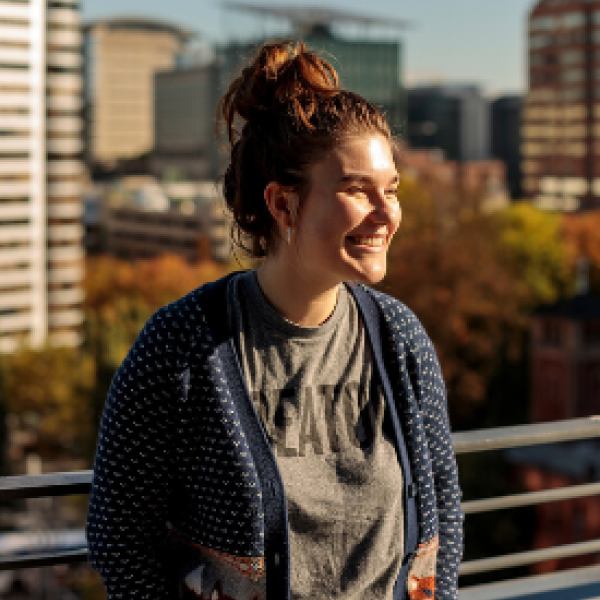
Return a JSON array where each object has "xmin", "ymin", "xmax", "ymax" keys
[{"xmin": 287, "ymin": 133, "xmax": 401, "ymax": 288}]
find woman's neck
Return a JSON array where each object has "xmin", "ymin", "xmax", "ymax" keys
[{"xmin": 256, "ymin": 258, "xmax": 339, "ymax": 327}]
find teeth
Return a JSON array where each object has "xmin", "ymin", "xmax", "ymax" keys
[{"xmin": 351, "ymin": 236, "xmax": 385, "ymax": 247}]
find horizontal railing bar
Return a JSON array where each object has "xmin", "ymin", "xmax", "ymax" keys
[
  {"xmin": 0, "ymin": 549, "xmax": 88, "ymax": 571},
  {"xmin": 459, "ymin": 538, "xmax": 600, "ymax": 576},
  {"xmin": 0, "ymin": 471, "xmax": 92, "ymax": 501},
  {"xmin": 452, "ymin": 416, "xmax": 600, "ymax": 454},
  {"xmin": 459, "ymin": 563, "xmax": 600, "ymax": 600},
  {"xmin": 462, "ymin": 481, "xmax": 600, "ymax": 514}
]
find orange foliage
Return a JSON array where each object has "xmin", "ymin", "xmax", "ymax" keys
[
  {"xmin": 561, "ymin": 211, "xmax": 600, "ymax": 291},
  {"xmin": 85, "ymin": 253, "xmax": 230, "ymax": 314},
  {"xmin": 381, "ymin": 178, "xmax": 530, "ymax": 425},
  {"xmin": 84, "ymin": 253, "xmax": 232, "ymax": 368}
]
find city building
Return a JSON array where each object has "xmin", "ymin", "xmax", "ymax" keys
[
  {"xmin": 507, "ymin": 262, "xmax": 600, "ymax": 574},
  {"xmin": 0, "ymin": 0, "xmax": 86, "ymax": 353},
  {"xmin": 406, "ymin": 85, "xmax": 490, "ymax": 162},
  {"xmin": 396, "ymin": 143, "xmax": 509, "ymax": 209},
  {"xmin": 491, "ymin": 95, "xmax": 523, "ymax": 199},
  {"xmin": 220, "ymin": 4, "xmax": 406, "ymax": 134},
  {"xmin": 85, "ymin": 177, "xmax": 231, "ymax": 263},
  {"xmin": 523, "ymin": 0, "xmax": 600, "ymax": 211},
  {"xmin": 83, "ymin": 17, "xmax": 193, "ymax": 171},
  {"xmin": 152, "ymin": 63, "xmax": 220, "ymax": 181}
]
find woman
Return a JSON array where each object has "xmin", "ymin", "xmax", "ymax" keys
[{"xmin": 86, "ymin": 41, "xmax": 463, "ymax": 600}]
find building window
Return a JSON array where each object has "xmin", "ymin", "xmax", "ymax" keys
[
  {"xmin": 542, "ymin": 320, "xmax": 562, "ymax": 346},
  {"xmin": 584, "ymin": 321, "xmax": 600, "ymax": 345},
  {"xmin": 530, "ymin": 34, "xmax": 554, "ymax": 50},
  {"xmin": 563, "ymin": 12, "xmax": 586, "ymax": 29},
  {"xmin": 565, "ymin": 88, "xmax": 585, "ymax": 101},
  {"xmin": 561, "ymin": 50, "xmax": 585, "ymax": 65},
  {"xmin": 563, "ymin": 69, "xmax": 586, "ymax": 83},
  {"xmin": 531, "ymin": 16, "xmax": 556, "ymax": 31}
]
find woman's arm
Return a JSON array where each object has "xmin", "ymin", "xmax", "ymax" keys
[
  {"xmin": 413, "ymin": 331, "xmax": 464, "ymax": 600},
  {"xmin": 86, "ymin": 308, "xmax": 181, "ymax": 599}
]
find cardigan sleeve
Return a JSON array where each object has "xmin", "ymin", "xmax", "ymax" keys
[
  {"xmin": 412, "ymin": 328, "xmax": 464, "ymax": 600},
  {"xmin": 86, "ymin": 307, "xmax": 181, "ymax": 600}
]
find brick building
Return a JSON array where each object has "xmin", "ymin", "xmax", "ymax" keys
[
  {"xmin": 524, "ymin": 0, "xmax": 600, "ymax": 211},
  {"xmin": 508, "ymin": 273, "xmax": 600, "ymax": 573}
]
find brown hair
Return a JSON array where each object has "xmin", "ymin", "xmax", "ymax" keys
[{"xmin": 217, "ymin": 40, "xmax": 393, "ymax": 258}]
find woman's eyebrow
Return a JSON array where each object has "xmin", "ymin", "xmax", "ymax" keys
[{"xmin": 339, "ymin": 173, "xmax": 400, "ymax": 185}]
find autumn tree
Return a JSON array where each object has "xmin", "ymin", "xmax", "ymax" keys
[
  {"xmin": 381, "ymin": 177, "xmax": 571, "ymax": 428},
  {"xmin": 497, "ymin": 203, "xmax": 573, "ymax": 305},
  {"xmin": 2, "ymin": 346, "xmax": 96, "ymax": 461},
  {"xmin": 562, "ymin": 210, "xmax": 600, "ymax": 292}
]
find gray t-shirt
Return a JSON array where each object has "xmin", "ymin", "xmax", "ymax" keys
[{"xmin": 230, "ymin": 270, "xmax": 404, "ymax": 600}]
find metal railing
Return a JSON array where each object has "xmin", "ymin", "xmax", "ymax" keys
[{"xmin": 1, "ymin": 416, "xmax": 600, "ymax": 597}]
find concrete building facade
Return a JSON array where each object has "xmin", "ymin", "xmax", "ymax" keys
[
  {"xmin": 83, "ymin": 17, "xmax": 192, "ymax": 169},
  {"xmin": 84, "ymin": 177, "xmax": 231, "ymax": 263},
  {"xmin": 152, "ymin": 63, "xmax": 220, "ymax": 181},
  {"xmin": 523, "ymin": 0, "xmax": 600, "ymax": 211},
  {"xmin": 0, "ymin": 0, "xmax": 85, "ymax": 353}
]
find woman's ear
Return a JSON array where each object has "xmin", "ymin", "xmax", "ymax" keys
[{"xmin": 264, "ymin": 182, "xmax": 298, "ymax": 229}]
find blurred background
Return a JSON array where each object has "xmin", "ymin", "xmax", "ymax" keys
[{"xmin": 1, "ymin": 0, "xmax": 600, "ymax": 598}]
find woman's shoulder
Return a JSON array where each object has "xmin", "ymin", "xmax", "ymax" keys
[
  {"xmin": 354, "ymin": 284, "xmax": 424, "ymax": 333},
  {"xmin": 135, "ymin": 272, "xmax": 241, "ymax": 364},
  {"xmin": 152, "ymin": 271, "xmax": 241, "ymax": 324}
]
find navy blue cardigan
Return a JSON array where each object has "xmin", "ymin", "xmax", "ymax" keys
[{"xmin": 86, "ymin": 274, "xmax": 463, "ymax": 600}]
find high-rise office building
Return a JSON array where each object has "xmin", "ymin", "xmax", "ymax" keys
[
  {"xmin": 220, "ymin": 4, "xmax": 406, "ymax": 135},
  {"xmin": 83, "ymin": 17, "xmax": 192, "ymax": 170},
  {"xmin": 523, "ymin": 0, "xmax": 600, "ymax": 211},
  {"xmin": 406, "ymin": 85, "xmax": 490, "ymax": 162},
  {"xmin": 0, "ymin": 0, "xmax": 85, "ymax": 353},
  {"xmin": 491, "ymin": 95, "xmax": 523, "ymax": 199}
]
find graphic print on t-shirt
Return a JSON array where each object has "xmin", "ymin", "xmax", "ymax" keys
[
  {"xmin": 218, "ymin": 271, "xmax": 406, "ymax": 600},
  {"xmin": 250, "ymin": 382, "xmax": 377, "ymax": 457}
]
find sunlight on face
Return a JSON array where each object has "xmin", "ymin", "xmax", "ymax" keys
[{"xmin": 368, "ymin": 137, "xmax": 393, "ymax": 170}]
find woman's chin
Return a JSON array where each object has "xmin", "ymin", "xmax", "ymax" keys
[{"xmin": 350, "ymin": 262, "xmax": 388, "ymax": 286}]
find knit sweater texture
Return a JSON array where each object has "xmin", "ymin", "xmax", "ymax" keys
[{"xmin": 85, "ymin": 273, "xmax": 464, "ymax": 600}]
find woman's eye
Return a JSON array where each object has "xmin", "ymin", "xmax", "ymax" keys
[{"xmin": 346, "ymin": 186, "xmax": 365, "ymax": 194}]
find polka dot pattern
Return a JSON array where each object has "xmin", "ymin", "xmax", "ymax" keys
[
  {"xmin": 86, "ymin": 278, "xmax": 463, "ymax": 600},
  {"xmin": 365, "ymin": 285, "xmax": 464, "ymax": 600}
]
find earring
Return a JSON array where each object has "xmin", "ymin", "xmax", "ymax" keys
[{"xmin": 286, "ymin": 226, "xmax": 291, "ymax": 245}]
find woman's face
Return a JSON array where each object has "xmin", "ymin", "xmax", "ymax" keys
[{"xmin": 289, "ymin": 133, "xmax": 401, "ymax": 289}]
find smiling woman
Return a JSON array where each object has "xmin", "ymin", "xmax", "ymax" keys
[{"xmin": 85, "ymin": 40, "xmax": 463, "ymax": 600}]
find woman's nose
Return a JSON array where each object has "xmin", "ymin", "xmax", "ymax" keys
[{"xmin": 371, "ymin": 191, "xmax": 401, "ymax": 225}]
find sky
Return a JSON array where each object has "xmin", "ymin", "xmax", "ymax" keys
[{"xmin": 81, "ymin": 0, "xmax": 535, "ymax": 97}]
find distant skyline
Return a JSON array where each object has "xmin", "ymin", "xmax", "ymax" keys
[{"xmin": 81, "ymin": 0, "xmax": 535, "ymax": 96}]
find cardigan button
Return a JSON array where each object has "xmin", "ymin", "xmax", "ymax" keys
[{"xmin": 408, "ymin": 577, "xmax": 418, "ymax": 592}]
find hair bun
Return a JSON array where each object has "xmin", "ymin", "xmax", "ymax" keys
[{"xmin": 219, "ymin": 41, "xmax": 339, "ymax": 144}]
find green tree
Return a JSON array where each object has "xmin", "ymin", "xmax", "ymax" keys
[{"xmin": 497, "ymin": 203, "xmax": 573, "ymax": 305}]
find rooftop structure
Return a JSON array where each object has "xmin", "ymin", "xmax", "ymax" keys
[
  {"xmin": 85, "ymin": 178, "xmax": 231, "ymax": 263},
  {"xmin": 223, "ymin": 2, "xmax": 410, "ymax": 34},
  {"xmin": 218, "ymin": 4, "xmax": 405, "ymax": 137}
]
